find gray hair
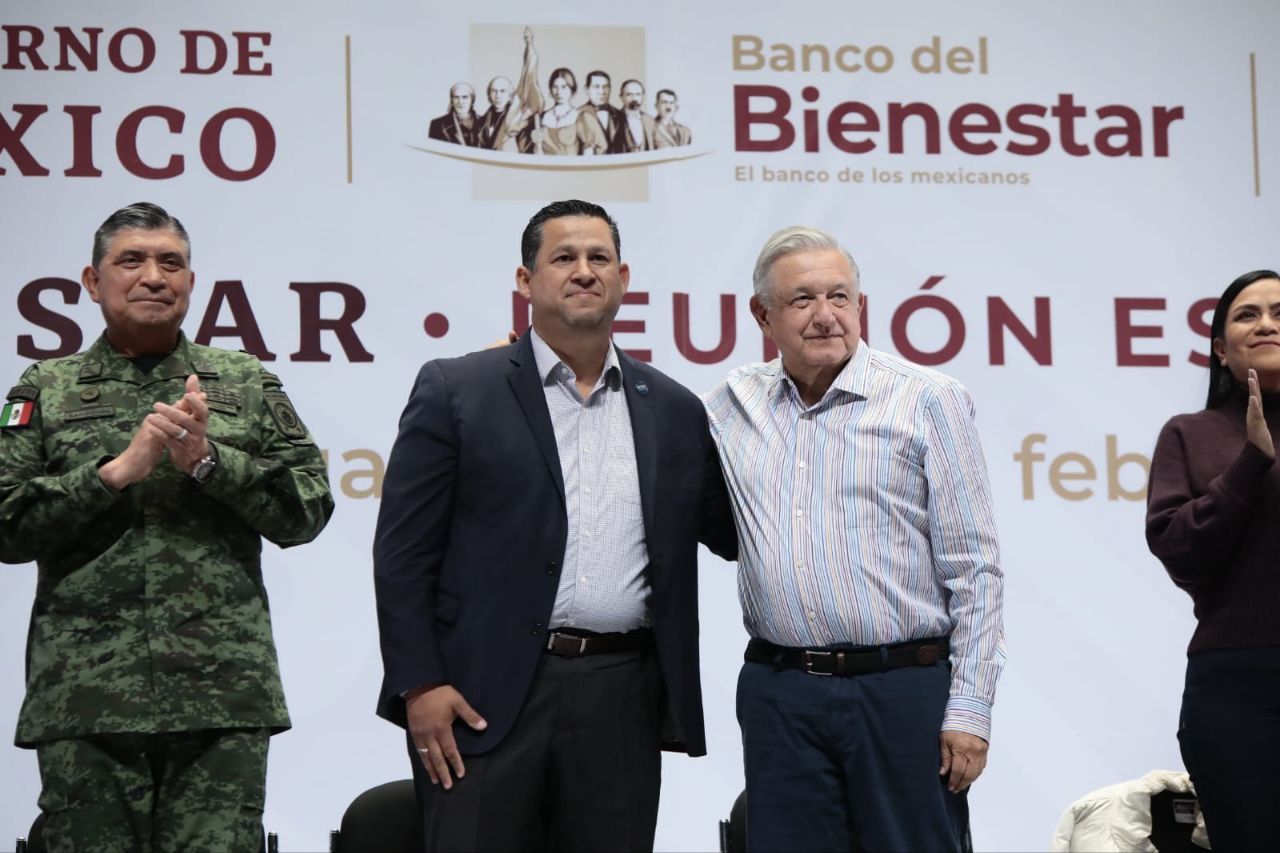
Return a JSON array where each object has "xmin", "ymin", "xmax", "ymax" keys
[
  {"xmin": 448, "ymin": 82, "xmax": 475, "ymax": 111},
  {"xmin": 751, "ymin": 226, "xmax": 860, "ymax": 306},
  {"xmin": 92, "ymin": 202, "xmax": 190, "ymax": 269}
]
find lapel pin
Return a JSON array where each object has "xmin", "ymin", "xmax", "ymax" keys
[{"xmin": 634, "ymin": 381, "xmax": 649, "ymax": 396}]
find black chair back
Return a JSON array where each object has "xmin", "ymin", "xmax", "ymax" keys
[
  {"xmin": 18, "ymin": 813, "xmax": 47, "ymax": 853},
  {"xmin": 331, "ymin": 779, "xmax": 423, "ymax": 853},
  {"xmin": 719, "ymin": 790, "xmax": 746, "ymax": 852}
]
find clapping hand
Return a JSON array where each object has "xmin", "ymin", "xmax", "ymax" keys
[
  {"xmin": 1247, "ymin": 368, "xmax": 1275, "ymax": 459},
  {"xmin": 152, "ymin": 374, "xmax": 211, "ymax": 472},
  {"xmin": 97, "ymin": 374, "xmax": 210, "ymax": 489}
]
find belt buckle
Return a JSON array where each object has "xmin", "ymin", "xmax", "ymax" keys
[
  {"xmin": 802, "ymin": 650, "xmax": 835, "ymax": 676},
  {"xmin": 546, "ymin": 632, "xmax": 588, "ymax": 656}
]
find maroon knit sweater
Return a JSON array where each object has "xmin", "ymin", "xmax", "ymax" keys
[{"xmin": 1147, "ymin": 388, "xmax": 1280, "ymax": 653}]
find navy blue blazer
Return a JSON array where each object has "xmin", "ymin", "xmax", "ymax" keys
[{"xmin": 373, "ymin": 332, "xmax": 737, "ymax": 756}]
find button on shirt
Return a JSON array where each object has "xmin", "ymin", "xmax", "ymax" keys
[
  {"xmin": 703, "ymin": 343, "xmax": 1006, "ymax": 738},
  {"xmin": 531, "ymin": 330, "xmax": 649, "ymax": 633}
]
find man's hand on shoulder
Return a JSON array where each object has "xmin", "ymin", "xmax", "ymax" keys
[
  {"xmin": 483, "ymin": 330, "xmax": 520, "ymax": 351},
  {"xmin": 405, "ymin": 684, "xmax": 488, "ymax": 790},
  {"xmin": 939, "ymin": 730, "xmax": 988, "ymax": 792}
]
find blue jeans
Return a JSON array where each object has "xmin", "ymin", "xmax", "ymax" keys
[{"xmin": 737, "ymin": 659, "xmax": 968, "ymax": 852}]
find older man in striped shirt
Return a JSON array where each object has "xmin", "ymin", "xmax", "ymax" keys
[{"xmin": 704, "ymin": 227, "xmax": 1006, "ymax": 852}]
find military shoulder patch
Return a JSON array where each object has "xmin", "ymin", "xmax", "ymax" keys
[
  {"xmin": 264, "ymin": 390, "xmax": 309, "ymax": 440},
  {"xmin": 7, "ymin": 384, "xmax": 39, "ymax": 402},
  {"xmin": 0, "ymin": 400, "xmax": 34, "ymax": 428}
]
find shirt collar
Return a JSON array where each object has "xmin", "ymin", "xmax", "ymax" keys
[
  {"xmin": 771, "ymin": 342, "xmax": 870, "ymax": 408},
  {"xmin": 81, "ymin": 331, "xmax": 202, "ymax": 384},
  {"xmin": 529, "ymin": 327, "xmax": 621, "ymax": 389}
]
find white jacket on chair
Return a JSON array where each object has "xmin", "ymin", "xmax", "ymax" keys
[{"xmin": 1050, "ymin": 770, "xmax": 1210, "ymax": 852}]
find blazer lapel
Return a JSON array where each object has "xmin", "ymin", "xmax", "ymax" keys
[
  {"xmin": 619, "ymin": 349, "xmax": 658, "ymax": 543},
  {"xmin": 508, "ymin": 334, "xmax": 566, "ymax": 504}
]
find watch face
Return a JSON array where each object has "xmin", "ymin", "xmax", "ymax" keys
[{"xmin": 192, "ymin": 456, "xmax": 217, "ymax": 483}]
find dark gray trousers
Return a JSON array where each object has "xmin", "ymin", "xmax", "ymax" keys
[{"xmin": 407, "ymin": 649, "xmax": 663, "ymax": 853}]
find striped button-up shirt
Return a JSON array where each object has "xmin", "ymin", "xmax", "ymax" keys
[
  {"xmin": 531, "ymin": 330, "xmax": 650, "ymax": 633},
  {"xmin": 703, "ymin": 343, "xmax": 1006, "ymax": 738}
]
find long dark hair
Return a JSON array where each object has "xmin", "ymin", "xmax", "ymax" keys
[{"xmin": 1206, "ymin": 269, "xmax": 1280, "ymax": 408}]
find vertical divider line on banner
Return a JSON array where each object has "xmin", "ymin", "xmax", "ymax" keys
[
  {"xmin": 346, "ymin": 35, "xmax": 354, "ymax": 183},
  {"xmin": 1250, "ymin": 51, "xmax": 1260, "ymax": 196}
]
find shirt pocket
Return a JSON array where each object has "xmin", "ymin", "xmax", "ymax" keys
[
  {"xmin": 603, "ymin": 458, "xmax": 644, "ymax": 507},
  {"xmin": 848, "ymin": 449, "xmax": 927, "ymax": 529}
]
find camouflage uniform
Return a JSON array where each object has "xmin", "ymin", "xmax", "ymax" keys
[
  {"xmin": 35, "ymin": 729, "xmax": 269, "ymax": 852},
  {"xmin": 0, "ymin": 333, "xmax": 334, "ymax": 851}
]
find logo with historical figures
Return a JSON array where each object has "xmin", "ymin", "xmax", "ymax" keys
[{"xmin": 414, "ymin": 24, "xmax": 705, "ymax": 200}]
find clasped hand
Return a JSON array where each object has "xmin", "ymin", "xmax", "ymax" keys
[{"xmin": 98, "ymin": 374, "xmax": 210, "ymax": 490}]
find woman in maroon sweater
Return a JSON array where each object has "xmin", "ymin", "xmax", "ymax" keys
[{"xmin": 1147, "ymin": 269, "xmax": 1280, "ymax": 849}]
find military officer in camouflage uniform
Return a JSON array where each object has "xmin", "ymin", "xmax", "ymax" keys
[{"xmin": 0, "ymin": 202, "xmax": 335, "ymax": 852}]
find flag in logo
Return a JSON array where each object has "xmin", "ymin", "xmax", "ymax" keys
[{"xmin": 0, "ymin": 401, "xmax": 33, "ymax": 428}]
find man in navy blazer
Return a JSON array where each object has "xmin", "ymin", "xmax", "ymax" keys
[{"xmin": 373, "ymin": 199, "xmax": 737, "ymax": 851}]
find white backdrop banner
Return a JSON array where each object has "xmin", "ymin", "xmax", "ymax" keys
[{"xmin": 2, "ymin": 1, "xmax": 1278, "ymax": 849}]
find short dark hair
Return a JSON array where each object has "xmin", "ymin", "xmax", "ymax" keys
[
  {"xmin": 92, "ymin": 202, "xmax": 190, "ymax": 268},
  {"xmin": 656, "ymin": 88, "xmax": 678, "ymax": 103},
  {"xmin": 585, "ymin": 70, "xmax": 611, "ymax": 89},
  {"xmin": 1206, "ymin": 269, "xmax": 1280, "ymax": 408},
  {"xmin": 620, "ymin": 79, "xmax": 644, "ymax": 93},
  {"xmin": 520, "ymin": 200, "xmax": 621, "ymax": 271}
]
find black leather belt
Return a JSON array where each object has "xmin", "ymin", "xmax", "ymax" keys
[
  {"xmin": 545, "ymin": 628, "xmax": 654, "ymax": 657},
  {"xmin": 745, "ymin": 637, "xmax": 949, "ymax": 676}
]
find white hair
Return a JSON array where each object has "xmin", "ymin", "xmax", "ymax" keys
[{"xmin": 751, "ymin": 226, "xmax": 860, "ymax": 306}]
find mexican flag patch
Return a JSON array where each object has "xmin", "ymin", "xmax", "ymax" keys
[{"xmin": 0, "ymin": 400, "xmax": 33, "ymax": 428}]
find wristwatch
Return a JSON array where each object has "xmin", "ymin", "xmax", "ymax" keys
[{"xmin": 190, "ymin": 443, "xmax": 219, "ymax": 484}]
